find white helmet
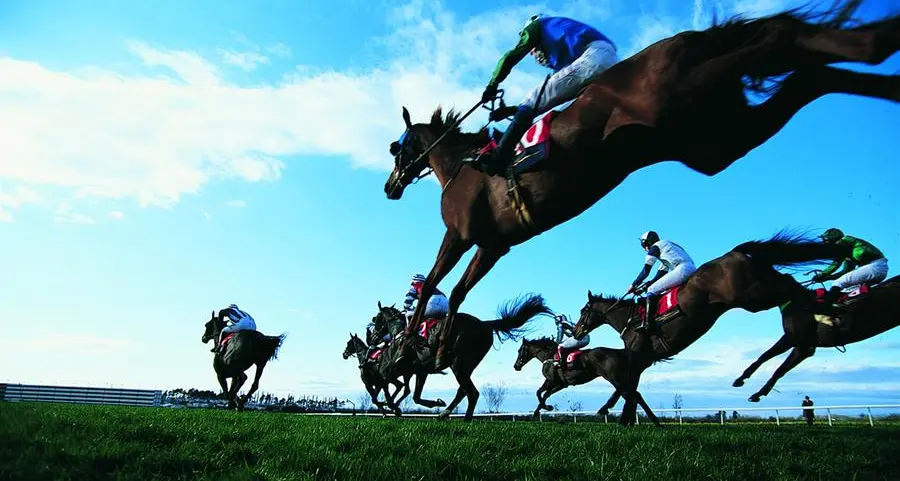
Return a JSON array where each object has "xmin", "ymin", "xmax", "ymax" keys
[{"xmin": 524, "ymin": 14, "xmax": 544, "ymax": 28}]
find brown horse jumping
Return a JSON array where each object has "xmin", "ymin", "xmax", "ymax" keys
[
  {"xmin": 571, "ymin": 233, "xmax": 850, "ymax": 425},
  {"xmin": 383, "ymin": 0, "xmax": 900, "ymax": 369},
  {"xmin": 513, "ymin": 337, "xmax": 663, "ymax": 425},
  {"xmin": 733, "ymin": 275, "xmax": 900, "ymax": 402}
]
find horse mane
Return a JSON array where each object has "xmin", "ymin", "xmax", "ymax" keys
[
  {"xmin": 526, "ymin": 336, "xmax": 557, "ymax": 345},
  {"xmin": 702, "ymin": 0, "xmax": 868, "ymax": 97},
  {"xmin": 428, "ymin": 106, "xmax": 489, "ymax": 152},
  {"xmin": 589, "ymin": 293, "xmax": 637, "ymax": 305}
]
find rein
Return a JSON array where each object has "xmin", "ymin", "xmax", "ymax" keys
[{"xmin": 404, "ymin": 91, "xmax": 507, "ymax": 187}]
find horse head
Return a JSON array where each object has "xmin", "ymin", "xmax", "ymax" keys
[
  {"xmin": 343, "ymin": 332, "xmax": 365, "ymax": 360},
  {"xmin": 201, "ymin": 310, "xmax": 220, "ymax": 343},
  {"xmin": 573, "ymin": 290, "xmax": 622, "ymax": 340}
]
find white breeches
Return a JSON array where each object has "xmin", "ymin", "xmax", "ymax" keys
[
  {"xmin": 521, "ymin": 40, "xmax": 618, "ymax": 115},
  {"xmin": 221, "ymin": 316, "xmax": 256, "ymax": 335},
  {"xmin": 833, "ymin": 257, "xmax": 889, "ymax": 290},
  {"xmin": 559, "ymin": 335, "xmax": 589, "ymax": 350},
  {"xmin": 423, "ymin": 294, "xmax": 449, "ymax": 318},
  {"xmin": 647, "ymin": 262, "xmax": 697, "ymax": 296}
]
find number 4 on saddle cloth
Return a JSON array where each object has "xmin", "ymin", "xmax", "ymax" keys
[
  {"xmin": 476, "ymin": 112, "xmax": 556, "ymax": 175},
  {"xmin": 635, "ymin": 286, "xmax": 684, "ymax": 327}
]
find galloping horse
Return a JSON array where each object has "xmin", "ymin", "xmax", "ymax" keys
[
  {"xmin": 379, "ymin": 294, "xmax": 553, "ymax": 420},
  {"xmin": 201, "ymin": 311, "xmax": 286, "ymax": 410},
  {"xmin": 733, "ymin": 275, "xmax": 900, "ymax": 402},
  {"xmin": 513, "ymin": 337, "xmax": 663, "ymax": 425},
  {"xmin": 342, "ymin": 332, "xmax": 411, "ymax": 416},
  {"xmin": 572, "ymin": 233, "xmax": 850, "ymax": 425},
  {"xmin": 383, "ymin": 0, "xmax": 900, "ymax": 369}
]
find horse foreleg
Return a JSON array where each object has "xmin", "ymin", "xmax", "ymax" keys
[
  {"xmin": 437, "ymin": 246, "xmax": 509, "ymax": 367},
  {"xmin": 411, "ymin": 372, "xmax": 446, "ymax": 408},
  {"xmin": 749, "ymin": 346, "xmax": 815, "ymax": 402},
  {"xmin": 229, "ymin": 372, "xmax": 248, "ymax": 410},
  {"xmin": 405, "ymin": 230, "xmax": 471, "ymax": 338},
  {"xmin": 392, "ymin": 374, "xmax": 413, "ymax": 408},
  {"xmin": 597, "ymin": 390, "xmax": 622, "ymax": 416},
  {"xmin": 238, "ymin": 362, "xmax": 268, "ymax": 407},
  {"xmin": 733, "ymin": 334, "xmax": 793, "ymax": 387}
]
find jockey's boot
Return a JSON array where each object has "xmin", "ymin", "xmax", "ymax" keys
[
  {"xmin": 635, "ymin": 294, "xmax": 659, "ymax": 332},
  {"xmin": 469, "ymin": 105, "xmax": 535, "ymax": 176},
  {"xmin": 558, "ymin": 348, "xmax": 569, "ymax": 371}
]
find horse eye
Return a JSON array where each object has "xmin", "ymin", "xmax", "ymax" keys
[{"xmin": 390, "ymin": 142, "xmax": 401, "ymax": 156}]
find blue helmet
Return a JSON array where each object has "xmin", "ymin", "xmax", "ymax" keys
[
  {"xmin": 525, "ymin": 13, "xmax": 544, "ymax": 28},
  {"xmin": 411, "ymin": 274, "xmax": 426, "ymax": 283}
]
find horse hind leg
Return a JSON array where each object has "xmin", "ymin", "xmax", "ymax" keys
[
  {"xmin": 733, "ymin": 334, "xmax": 793, "ymax": 387},
  {"xmin": 748, "ymin": 345, "xmax": 815, "ymax": 402},
  {"xmin": 713, "ymin": 66, "xmax": 899, "ymax": 165},
  {"xmin": 751, "ymin": 2, "xmax": 900, "ymax": 68}
]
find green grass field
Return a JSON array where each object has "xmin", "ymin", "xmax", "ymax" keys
[{"xmin": 2, "ymin": 402, "xmax": 899, "ymax": 481}]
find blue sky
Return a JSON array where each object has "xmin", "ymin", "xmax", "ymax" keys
[{"xmin": 1, "ymin": 0, "xmax": 898, "ymax": 416}]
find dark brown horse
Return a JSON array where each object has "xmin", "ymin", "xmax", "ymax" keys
[
  {"xmin": 380, "ymin": 293, "xmax": 553, "ymax": 420},
  {"xmin": 571, "ymin": 233, "xmax": 850, "ymax": 425},
  {"xmin": 201, "ymin": 311, "xmax": 286, "ymax": 410},
  {"xmin": 383, "ymin": 0, "xmax": 900, "ymax": 369},
  {"xmin": 513, "ymin": 337, "xmax": 663, "ymax": 425},
  {"xmin": 733, "ymin": 275, "xmax": 900, "ymax": 402},
  {"xmin": 342, "ymin": 333, "xmax": 411, "ymax": 416}
]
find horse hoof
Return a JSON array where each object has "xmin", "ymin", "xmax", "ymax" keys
[
  {"xmin": 546, "ymin": 406, "xmax": 554, "ymax": 412},
  {"xmin": 748, "ymin": 394, "xmax": 761, "ymax": 403},
  {"xmin": 732, "ymin": 379, "xmax": 745, "ymax": 388},
  {"xmin": 597, "ymin": 408, "xmax": 609, "ymax": 416},
  {"xmin": 435, "ymin": 398, "xmax": 446, "ymax": 407}
]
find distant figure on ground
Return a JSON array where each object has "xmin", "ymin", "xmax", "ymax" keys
[{"xmin": 802, "ymin": 395, "xmax": 815, "ymax": 426}]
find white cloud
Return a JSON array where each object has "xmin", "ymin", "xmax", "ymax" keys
[
  {"xmin": 54, "ymin": 201, "xmax": 94, "ymax": 224},
  {"xmin": 266, "ymin": 43, "xmax": 292, "ymax": 58},
  {"xmin": 225, "ymin": 199, "xmax": 246, "ymax": 208},
  {"xmin": 203, "ymin": 212, "xmax": 211, "ymax": 222},
  {"xmin": 0, "ymin": 186, "xmax": 41, "ymax": 222},
  {"xmin": 217, "ymin": 49, "xmax": 270, "ymax": 71},
  {"xmin": 108, "ymin": 210, "xmax": 125, "ymax": 220}
]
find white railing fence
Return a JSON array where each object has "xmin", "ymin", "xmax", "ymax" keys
[{"xmin": 298, "ymin": 403, "xmax": 900, "ymax": 427}]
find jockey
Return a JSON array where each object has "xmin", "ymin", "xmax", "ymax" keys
[
  {"xmin": 403, "ymin": 273, "xmax": 450, "ymax": 323},
  {"xmin": 211, "ymin": 304, "xmax": 257, "ymax": 353},
  {"xmin": 628, "ymin": 231, "xmax": 697, "ymax": 332},
  {"xmin": 469, "ymin": 14, "xmax": 618, "ymax": 175},
  {"xmin": 555, "ymin": 314, "xmax": 589, "ymax": 370},
  {"xmin": 364, "ymin": 321, "xmax": 394, "ymax": 365},
  {"xmin": 813, "ymin": 228, "xmax": 889, "ymax": 306}
]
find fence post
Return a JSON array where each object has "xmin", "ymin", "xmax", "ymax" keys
[
  {"xmin": 867, "ymin": 408, "xmax": 874, "ymax": 427},
  {"xmin": 678, "ymin": 410, "xmax": 683, "ymax": 425},
  {"xmin": 573, "ymin": 413, "xmax": 577, "ymax": 423},
  {"xmin": 775, "ymin": 409, "xmax": 780, "ymax": 426},
  {"xmin": 720, "ymin": 410, "xmax": 724, "ymax": 425},
  {"xmin": 827, "ymin": 408, "xmax": 833, "ymax": 427},
  {"xmin": 604, "ymin": 414, "xmax": 608, "ymax": 424},
  {"xmin": 539, "ymin": 412, "xmax": 543, "ymax": 422}
]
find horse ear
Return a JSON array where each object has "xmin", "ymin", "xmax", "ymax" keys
[
  {"xmin": 378, "ymin": 301, "xmax": 383, "ymax": 310},
  {"xmin": 402, "ymin": 106, "xmax": 412, "ymax": 129},
  {"xmin": 211, "ymin": 310, "xmax": 216, "ymax": 318},
  {"xmin": 587, "ymin": 290, "xmax": 594, "ymax": 299}
]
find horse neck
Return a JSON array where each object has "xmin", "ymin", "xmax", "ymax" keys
[
  {"xmin": 601, "ymin": 301, "xmax": 634, "ymax": 334},
  {"xmin": 427, "ymin": 132, "xmax": 485, "ymax": 188},
  {"xmin": 529, "ymin": 341, "xmax": 557, "ymax": 362},
  {"xmin": 351, "ymin": 338, "xmax": 368, "ymax": 362}
]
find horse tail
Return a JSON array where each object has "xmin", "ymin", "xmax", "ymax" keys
[
  {"xmin": 262, "ymin": 333, "xmax": 287, "ymax": 362},
  {"xmin": 731, "ymin": 229, "xmax": 849, "ymax": 271},
  {"xmin": 485, "ymin": 293, "xmax": 554, "ymax": 343}
]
